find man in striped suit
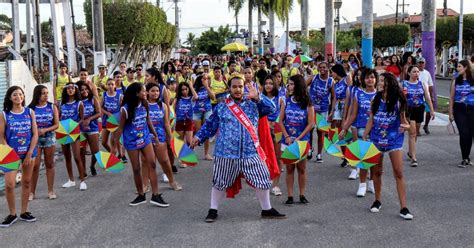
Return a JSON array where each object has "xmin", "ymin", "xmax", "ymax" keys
[{"xmin": 192, "ymin": 76, "xmax": 286, "ymax": 222}]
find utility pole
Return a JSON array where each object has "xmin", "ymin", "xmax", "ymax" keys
[
  {"xmin": 11, "ymin": 0, "xmax": 21, "ymax": 59},
  {"xmin": 361, "ymin": 0, "xmax": 373, "ymax": 68},
  {"xmin": 33, "ymin": 0, "xmax": 43, "ymax": 70},
  {"xmin": 92, "ymin": 0, "xmax": 106, "ymax": 74},
  {"xmin": 395, "ymin": 0, "xmax": 399, "ymax": 23},
  {"xmin": 248, "ymin": 3, "xmax": 254, "ymax": 54},
  {"xmin": 50, "ymin": 0, "xmax": 64, "ymax": 62},
  {"xmin": 301, "ymin": 0, "xmax": 309, "ymax": 54},
  {"xmin": 422, "ymin": 0, "xmax": 437, "ymax": 108},
  {"xmin": 174, "ymin": 0, "xmax": 180, "ymax": 49},
  {"xmin": 269, "ymin": 4, "xmax": 275, "ymax": 54},
  {"xmin": 257, "ymin": 5, "xmax": 263, "ymax": 55},
  {"xmin": 443, "ymin": 0, "xmax": 447, "ymax": 16},
  {"xmin": 325, "ymin": 0, "xmax": 334, "ymax": 58},
  {"xmin": 63, "ymin": 0, "xmax": 77, "ymax": 74},
  {"xmin": 26, "ymin": 0, "xmax": 32, "ymax": 67},
  {"xmin": 458, "ymin": 0, "xmax": 463, "ymax": 60}
]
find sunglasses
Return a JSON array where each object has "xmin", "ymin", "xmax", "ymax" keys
[{"xmin": 136, "ymin": 68, "xmax": 142, "ymax": 71}]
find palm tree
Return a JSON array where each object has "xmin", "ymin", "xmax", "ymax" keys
[
  {"xmin": 299, "ymin": 0, "xmax": 309, "ymax": 53},
  {"xmin": 184, "ymin": 32, "xmax": 196, "ymax": 49},
  {"xmin": 263, "ymin": 0, "xmax": 293, "ymax": 53},
  {"xmin": 248, "ymin": 0, "xmax": 257, "ymax": 54},
  {"xmin": 228, "ymin": 0, "xmax": 244, "ymax": 33}
]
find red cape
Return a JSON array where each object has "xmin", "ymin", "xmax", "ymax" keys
[{"xmin": 226, "ymin": 116, "xmax": 280, "ymax": 198}]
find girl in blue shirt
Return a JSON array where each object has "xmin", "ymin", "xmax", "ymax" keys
[
  {"xmin": 279, "ymin": 75, "xmax": 315, "ymax": 205},
  {"xmin": 0, "ymin": 86, "xmax": 38, "ymax": 227},
  {"xmin": 403, "ymin": 66, "xmax": 435, "ymax": 167},
  {"xmin": 173, "ymin": 82, "xmax": 197, "ymax": 146},
  {"xmin": 363, "ymin": 72, "xmax": 413, "ymax": 220},
  {"xmin": 449, "ymin": 60, "xmax": 474, "ymax": 167},
  {"xmin": 77, "ymin": 81, "xmax": 102, "ymax": 177},
  {"xmin": 101, "ymin": 79, "xmax": 125, "ymax": 162},
  {"xmin": 192, "ymin": 74, "xmax": 215, "ymax": 161},
  {"xmin": 341, "ymin": 69, "xmax": 378, "ymax": 197},
  {"xmin": 115, "ymin": 83, "xmax": 169, "ymax": 207},
  {"xmin": 29, "ymin": 85, "xmax": 59, "ymax": 200},
  {"xmin": 60, "ymin": 83, "xmax": 87, "ymax": 190},
  {"xmin": 263, "ymin": 75, "xmax": 284, "ymax": 197},
  {"xmin": 146, "ymin": 83, "xmax": 182, "ymax": 191}
]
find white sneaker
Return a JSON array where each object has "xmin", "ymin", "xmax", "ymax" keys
[
  {"xmin": 357, "ymin": 183, "xmax": 367, "ymax": 197},
  {"xmin": 79, "ymin": 181, "xmax": 87, "ymax": 191},
  {"xmin": 271, "ymin": 186, "xmax": 283, "ymax": 196},
  {"xmin": 15, "ymin": 172, "xmax": 22, "ymax": 184},
  {"xmin": 62, "ymin": 180, "xmax": 76, "ymax": 188},
  {"xmin": 162, "ymin": 174, "xmax": 169, "ymax": 183},
  {"xmin": 348, "ymin": 169, "xmax": 359, "ymax": 180},
  {"xmin": 367, "ymin": 180, "xmax": 375, "ymax": 193}
]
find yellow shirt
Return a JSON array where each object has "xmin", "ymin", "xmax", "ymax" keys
[
  {"xmin": 210, "ymin": 78, "xmax": 227, "ymax": 104},
  {"xmin": 136, "ymin": 76, "xmax": 145, "ymax": 84},
  {"xmin": 123, "ymin": 77, "xmax": 134, "ymax": 87},
  {"xmin": 93, "ymin": 74, "xmax": 109, "ymax": 100},
  {"xmin": 55, "ymin": 74, "xmax": 70, "ymax": 101}
]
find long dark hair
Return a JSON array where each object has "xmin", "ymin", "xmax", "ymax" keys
[
  {"xmin": 122, "ymin": 82, "xmax": 148, "ymax": 124},
  {"xmin": 455, "ymin": 59, "xmax": 474, "ymax": 86},
  {"xmin": 193, "ymin": 74, "xmax": 205, "ymax": 90},
  {"xmin": 61, "ymin": 82, "xmax": 80, "ymax": 105},
  {"xmin": 289, "ymin": 75, "xmax": 311, "ymax": 109},
  {"xmin": 353, "ymin": 66, "xmax": 367, "ymax": 88},
  {"xmin": 146, "ymin": 67, "xmax": 165, "ymax": 85},
  {"xmin": 76, "ymin": 80, "xmax": 93, "ymax": 101},
  {"xmin": 146, "ymin": 82, "xmax": 162, "ymax": 105},
  {"xmin": 28, "ymin": 84, "xmax": 49, "ymax": 109},
  {"xmin": 390, "ymin": 54, "xmax": 402, "ymax": 73},
  {"xmin": 262, "ymin": 75, "xmax": 279, "ymax": 97},
  {"xmin": 176, "ymin": 82, "xmax": 192, "ymax": 100},
  {"xmin": 163, "ymin": 61, "xmax": 176, "ymax": 75},
  {"xmin": 3, "ymin": 86, "xmax": 25, "ymax": 112},
  {"xmin": 371, "ymin": 73, "xmax": 406, "ymax": 115}
]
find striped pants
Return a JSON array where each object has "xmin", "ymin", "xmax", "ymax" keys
[{"xmin": 212, "ymin": 156, "xmax": 272, "ymax": 191}]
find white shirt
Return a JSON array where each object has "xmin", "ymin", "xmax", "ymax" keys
[{"xmin": 419, "ymin": 69, "xmax": 433, "ymax": 87}]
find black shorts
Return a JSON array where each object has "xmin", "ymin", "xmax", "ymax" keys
[{"xmin": 407, "ymin": 105, "xmax": 425, "ymax": 123}]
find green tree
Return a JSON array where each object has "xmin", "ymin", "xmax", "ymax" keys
[
  {"xmin": 436, "ymin": 14, "xmax": 474, "ymax": 50},
  {"xmin": 373, "ymin": 24, "xmax": 410, "ymax": 48},
  {"xmin": 194, "ymin": 25, "xmax": 233, "ymax": 55},
  {"xmin": 184, "ymin": 32, "xmax": 196, "ymax": 50},
  {"xmin": 336, "ymin": 31, "xmax": 358, "ymax": 51},
  {"xmin": 83, "ymin": 1, "xmax": 176, "ymax": 68},
  {"xmin": 228, "ymin": 0, "xmax": 244, "ymax": 33},
  {"xmin": 41, "ymin": 19, "xmax": 53, "ymax": 43}
]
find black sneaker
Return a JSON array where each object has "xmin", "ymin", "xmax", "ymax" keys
[
  {"xmin": 458, "ymin": 159, "xmax": 473, "ymax": 168},
  {"xmin": 121, "ymin": 156, "xmax": 128, "ymax": 163},
  {"xmin": 299, "ymin": 195, "xmax": 309, "ymax": 204},
  {"xmin": 129, "ymin": 194, "xmax": 146, "ymax": 206},
  {"xmin": 400, "ymin": 207, "xmax": 413, "ymax": 220},
  {"xmin": 370, "ymin": 200, "xmax": 382, "ymax": 213},
  {"xmin": 19, "ymin": 212, "xmax": 36, "ymax": 222},
  {"xmin": 411, "ymin": 160, "xmax": 418, "ymax": 167},
  {"xmin": 340, "ymin": 159, "xmax": 348, "ymax": 168},
  {"xmin": 172, "ymin": 165, "xmax": 178, "ymax": 173},
  {"xmin": 261, "ymin": 208, "xmax": 286, "ymax": 219},
  {"xmin": 315, "ymin": 154, "xmax": 323, "ymax": 163},
  {"xmin": 90, "ymin": 166, "xmax": 97, "ymax": 176},
  {"xmin": 205, "ymin": 209, "xmax": 218, "ymax": 223},
  {"xmin": 423, "ymin": 126, "xmax": 430, "ymax": 134},
  {"xmin": 307, "ymin": 148, "xmax": 314, "ymax": 160},
  {"xmin": 285, "ymin": 196, "xmax": 294, "ymax": 205},
  {"xmin": 0, "ymin": 215, "xmax": 17, "ymax": 228},
  {"xmin": 150, "ymin": 194, "xmax": 170, "ymax": 208},
  {"xmin": 407, "ymin": 152, "xmax": 412, "ymax": 160}
]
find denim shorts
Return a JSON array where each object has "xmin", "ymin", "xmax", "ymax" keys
[
  {"xmin": 193, "ymin": 110, "xmax": 212, "ymax": 121},
  {"xmin": 38, "ymin": 131, "xmax": 56, "ymax": 148}
]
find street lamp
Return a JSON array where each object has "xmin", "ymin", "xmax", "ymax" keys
[{"xmin": 334, "ymin": 0, "xmax": 342, "ymax": 56}]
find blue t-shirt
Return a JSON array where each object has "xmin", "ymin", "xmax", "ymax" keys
[
  {"xmin": 369, "ymin": 100, "xmax": 404, "ymax": 152},
  {"xmin": 4, "ymin": 108, "xmax": 38, "ymax": 159},
  {"xmin": 121, "ymin": 103, "xmax": 151, "ymax": 150},
  {"xmin": 148, "ymin": 102, "xmax": 166, "ymax": 143},
  {"xmin": 353, "ymin": 89, "xmax": 376, "ymax": 128},
  {"xmin": 34, "ymin": 102, "xmax": 54, "ymax": 129},
  {"xmin": 103, "ymin": 92, "xmax": 121, "ymax": 114},
  {"xmin": 309, "ymin": 75, "xmax": 333, "ymax": 113},
  {"xmin": 267, "ymin": 96, "xmax": 280, "ymax": 122},
  {"xmin": 176, "ymin": 96, "xmax": 193, "ymax": 121},
  {"xmin": 115, "ymin": 86, "xmax": 126, "ymax": 96},
  {"xmin": 60, "ymin": 100, "xmax": 82, "ymax": 122},
  {"xmin": 403, "ymin": 80, "xmax": 425, "ymax": 107},
  {"xmin": 282, "ymin": 96, "xmax": 309, "ymax": 143},
  {"xmin": 334, "ymin": 77, "xmax": 348, "ymax": 101},
  {"xmin": 193, "ymin": 87, "xmax": 212, "ymax": 113},
  {"xmin": 81, "ymin": 98, "xmax": 99, "ymax": 133},
  {"xmin": 454, "ymin": 80, "xmax": 474, "ymax": 105}
]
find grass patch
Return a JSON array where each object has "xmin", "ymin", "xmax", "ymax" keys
[{"xmin": 436, "ymin": 96, "xmax": 450, "ymax": 114}]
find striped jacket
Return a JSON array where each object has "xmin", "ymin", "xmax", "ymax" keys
[{"xmin": 195, "ymin": 95, "xmax": 276, "ymax": 159}]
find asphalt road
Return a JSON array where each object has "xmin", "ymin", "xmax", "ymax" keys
[{"xmin": 0, "ymin": 124, "xmax": 473, "ymax": 247}]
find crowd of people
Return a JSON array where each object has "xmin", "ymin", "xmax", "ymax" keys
[{"xmin": 1, "ymin": 50, "xmax": 473, "ymax": 228}]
